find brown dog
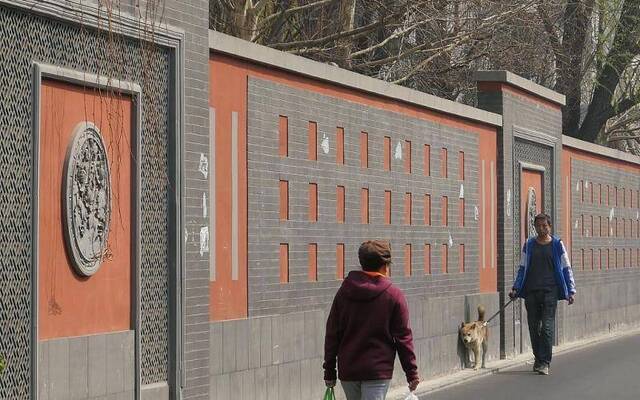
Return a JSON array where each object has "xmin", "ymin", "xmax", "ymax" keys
[{"xmin": 459, "ymin": 305, "xmax": 488, "ymax": 370}]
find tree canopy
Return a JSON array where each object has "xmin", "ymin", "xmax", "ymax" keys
[{"xmin": 210, "ymin": 0, "xmax": 640, "ymax": 153}]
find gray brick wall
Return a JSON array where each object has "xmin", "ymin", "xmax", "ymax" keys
[
  {"xmin": 477, "ymin": 88, "xmax": 563, "ymax": 358},
  {"xmin": 570, "ymin": 157, "xmax": 640, "ymax": 275},
  {"xmin": 559, "ymin": 157, "xmax": 640, "ymax": 343},
  {"xmin": 160, "ymin": 0, "xmax": 211, "ymax": 398},
  {"xmin": 247, "ymin": 77, "xmax": 484, "ymax": 316}
]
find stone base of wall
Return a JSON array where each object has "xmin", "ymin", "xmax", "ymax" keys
[
  {"xmin": 209, "ymin": 292, "xmax": 500, "ymax": 400},
  {"xmin": 559, "ymin": 280, "xmax": 640, "ymax": 345},
  {"xmin": 39, "ymin": 330, "xmax": 135, "ymax": 400},
  {"xmin": 141, "ymin": 382, "xmax": 169, "ymax": 400}
]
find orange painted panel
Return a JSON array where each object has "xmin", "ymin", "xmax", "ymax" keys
[
  {"xmin": 440, "ymin": 148, "xmax": 448, "ymax": 178},
  {"xmin": 424, "ymin": 194, "xmax": 431, "ymax": 226},
  {"xmin": 478, "ymin": 128, "xmax": 497, "ymax": 292},
  {"xmin": 308, "ymin": 121, "xmax": 317, "ymax": 161},
  {"xmin": 599, "ymin": 249, "xmax": 603, "ymax": 270},
  {"xmin": 336, "ymin": 127, "xmax": 345, "ymax": 164},
  {"xmin": 521, "ymin": 169, "xmax": 543, "ymax": 246},
  {"xmin": 404, "ymin": 193, "xmax": 412, "ymax": 225},
  {"xmin": 360, "ymin": 132, "xmax": 368, "ymax": 168},
  {"xmin": 561, "ymin": 148, "xmax": 572, "ymax": 260},
  {"xmin": 442, "ymin": 244, "xmax": 448, "ymax": 274},
  {"xmin": 308, "ymin": 244, "xmax": 318, "ymax": 281},
  {"xmin": 309, "ymin": 183, "xmax": 318, "ymax": 222},
  {"xmin": 424, "ymin": 144, "xmax": 431, "ymax": 176},
  {"xmin": 404, "ymin": 244, "xmax": 412, "ymax": 277},
  {"xmin": 209, "ymin": 56, "xmax": 248, "ymax": 320},
  {"xmin": 279, "ymin": 116, "xmax": 288, "ymax": 157},
  {"xmin": 279, "ymin": 180, "xmax": 289, "ymax": 221},
  {"xmin": 383, "ymin": 137, "xmax": 391, "ymax": 171},
  {"xmin": 459, "ymin": 244, "xmax": 465, "ymax": 273},
  {"xmin": 424, "ymin": 244, "xmax": 431, "ymax": 275},
  {"xmin": 361, "ymin": 188, "xmax": 369, "ymax": 224},
  {"xmin": 39, "ymin": 79, "xmax": 132, "ymax": 339},
  {"xmin": 336, "ymin": 186, "xmax": 345, "ymax": 223},
  {"xmin": 404, "ymin": 140, "xmax": 411, "ymax": 173},
  {"xmin": 441, "ymin": 196, "xmax": 448, "ymax": 226},
  {"xmin": 458, "ymin": 151, "xmax": 465, "ymax": 180},
  {"xmin": 280, "ymin": 244, "xmax": 289, "ymax": 283},
  {"xmin": 336, "ymin": 244, "xmax": 345, "ymax": 280},
  {"xmin": 384, "ymin": 191, "xmax": 392, "ymax": 225},
  {"xmin": 459, "ymin": 199, "xmax": 465, "ymax": 227}
]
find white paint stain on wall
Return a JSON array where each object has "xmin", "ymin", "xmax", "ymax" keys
[
  {"xmin": 203, "ymin": 192, "xmax": 207, "ymax": 218},
  {"xmin": 321, "ymin": 133, "xmax": 329, "ymax": 154},
  {"xmin": 394, "ymin": 141, "xmax": 403, "ymax": 160},
  {"xmin": 448, "ymin": 233, "xmax": 453, "ymax": 247},
  {"xmin": 474, "ymin": 205, "xmax": 479, "ymax": 221},
  {"xmin": 200, "ymin": 226, "xmax": 209, "ymax": 257},
  {"xmin": 459, "ymin": 184, "xmax": 464, "ymax": 199},
  {"xmin": 198, "ymin": 153, "xmax": 208, "ymax": 178},
  {"xmin": 506, "ymin": 189, "xmax": 512, "ymax": 217}
]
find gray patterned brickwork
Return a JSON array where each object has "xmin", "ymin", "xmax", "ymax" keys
[
  {"xmin": 247, "ymin": 77, "xmax": 484, "ymax": 316},
  {"xmin": 570, "ymin": 158, "xmax": 640, "ymax": 282}
]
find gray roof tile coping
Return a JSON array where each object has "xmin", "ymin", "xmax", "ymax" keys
[
  {"xmin": 209, "ymin": 30, "xmax": 502, "ymax": 127},
  {"xmin": 474, "ymin": 70, "xmax": 566, "ymax": 106},
  {"xmin": 563, "ymin": 135, "xmax": 640, "ymax": 166}
]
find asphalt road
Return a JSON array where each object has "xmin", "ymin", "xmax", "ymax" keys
[{"xmin": 422, "ymin": 333, "xmax": 640, "ymax": 400}]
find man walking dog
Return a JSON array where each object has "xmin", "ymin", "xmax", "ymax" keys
[
  {"xmin": 323, "ymin": 240, "xmax": 419, "ymax": 399},
  {"xmin": 509, "ymin": 213, "xmax": 576, "ymax": 376}
]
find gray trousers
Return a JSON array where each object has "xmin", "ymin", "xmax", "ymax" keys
[{"xmin": 341, "ymin": 380, "xmax": 391, "ymax": 400}]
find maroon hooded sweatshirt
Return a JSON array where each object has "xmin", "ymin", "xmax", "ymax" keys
[{"xmin": 323, "ymin": 271, "xmax": 418, "ymax": 383}]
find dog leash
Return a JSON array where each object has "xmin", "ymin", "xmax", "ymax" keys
[{"xmin": 482, "ymin": 297, "xmax": 515, "ymax": 327}]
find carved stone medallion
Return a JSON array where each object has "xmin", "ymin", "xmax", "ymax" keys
[
  {"xmin": 526, "ymin": 187, "xmax": 537, "ymax": 239},
  {"xmin": 63, "ymin": 122, "xmax": 111, "ymax": 277}
]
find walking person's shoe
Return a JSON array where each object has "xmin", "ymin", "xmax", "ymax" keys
[
  {"xmin": 532, "ymin": 360, "xmax": 541, "ymax": 372},
  {"xmin": 537, "ymin": 364, "xmax": 549, "ymax": 375}
]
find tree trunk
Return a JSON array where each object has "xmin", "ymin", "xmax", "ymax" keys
[
  {"xmin": 578, "ymin": 0, "xmax": 640, "ymax": 142},
  {"xmin": 335, "ymin": 0, "xmax": 356, "ymax": 68},
  {"xmin": 555, "ymin": 0, "xmax": 594, "ymax": 137}
]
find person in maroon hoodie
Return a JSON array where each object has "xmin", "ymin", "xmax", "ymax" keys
[{"xmin": 323, "ymin": 240, "xmax": 420, "ymax": 400}]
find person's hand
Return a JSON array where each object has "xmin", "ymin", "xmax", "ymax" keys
[
  {"xmin": 408, "ymin": 378, "xmax": 419, "ymax": 392},
  {"xmin": 508, "ymin": 289, "xmax": 517, "ymax": 300},
  {"xmin": 567, "ymin": 295, "xmax": 575, "ymax": 305},
  {"xmin": 325, "ymin": 380, "xmax": 336, "ymax": 388}
]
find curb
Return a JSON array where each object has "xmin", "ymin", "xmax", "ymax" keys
[{"xmin": 387, "ymin": 326, "xmax": 640, "ymax": 399}]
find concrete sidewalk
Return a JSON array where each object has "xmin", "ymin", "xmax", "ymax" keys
[{"xmin": 386, "ymin": 326, "xmax": 640, "ymax": 400}]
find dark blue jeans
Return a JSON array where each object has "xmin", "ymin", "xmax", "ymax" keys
[{"xmin": 524, "ymin": 290, "xmax": 558, "ymax": 366}]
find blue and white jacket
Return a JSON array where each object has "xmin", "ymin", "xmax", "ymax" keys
[{"xmin": 512, "ymin": 235, "xmax": 576, "ymax": 300}]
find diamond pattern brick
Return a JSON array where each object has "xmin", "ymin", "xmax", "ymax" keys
[{"xmin": 0, "ymin": 5, "xmax": 171, "ymax": 396}]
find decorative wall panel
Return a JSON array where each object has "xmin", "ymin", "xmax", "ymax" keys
[{"xmin": 0, "ymin": 5, "xmax": 171, "ymax": 396}]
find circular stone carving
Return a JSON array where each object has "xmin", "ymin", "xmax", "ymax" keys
[
  {"xmin": 63, "ymin": 122, "xmax": 111, "ymax": 277},
  {"xmin": 526, "ymin": 187, "xmax": 537, "ymax": 239}
]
